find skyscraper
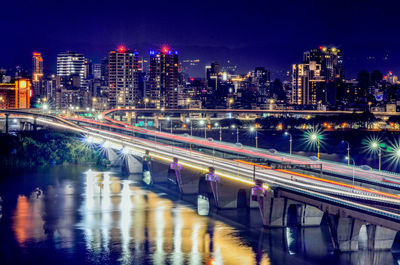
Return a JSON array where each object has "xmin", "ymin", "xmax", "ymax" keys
[
  {"xmin": 303, "ymin": 47, "xmax": 344, "ymax": 81},
  {"xmin": 107, "ymin": 46, "xmax": 140, "ymax": 107},
  {"xmin": 291, "ymin": 62, "xmax": 326, "ymax": 105},
  {"xmin": 149, "ymin": 47, "xmax": 179, "ymax": 108},
  {"xmin": 32, "ymin": 52, "xmax": 43, "ymax": 98},
  {"xmin": 56, "ymin": 51, "xmax": 86, "ymax": 88}
]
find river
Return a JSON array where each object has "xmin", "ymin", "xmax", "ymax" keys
[{"xmin": 0, "ymin": 165, "xmax": 398, "ymax": 265}]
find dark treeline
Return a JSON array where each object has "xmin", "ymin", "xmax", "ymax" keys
[{"xmin": 0, "ymin": 130, "xmax": 107, "ymax": 168}]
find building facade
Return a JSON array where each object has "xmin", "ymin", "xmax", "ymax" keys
[
  {"xmin": 149, "ymin": 48, "xmax": 179, "ymax": 108},
  {"xmin": 0, "ymin": 79, "xmax": 31, "ymax": 109},
  {"xmin": 32, "ymin": 52, "xmax": 44, "ymax": 98},
  {"xmin": 107, "ymin": 46, "xmax": 140, "ymax": 108}
]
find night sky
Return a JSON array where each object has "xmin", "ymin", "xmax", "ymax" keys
[{"xmin": 1, "ymin": 0, "xmax": 400, "ymax": 79}]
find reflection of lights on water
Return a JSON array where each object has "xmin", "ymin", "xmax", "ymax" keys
[
  {"xmin": 101, "ymin": 173, "xmax": 112, "ymax": 252},
  {"xmin": 172, "ymin": 207, "xmax": 184, "ymax": 265},
  {"xmin": 285, "ymin": 227, "xmax": 297, "ymax": 255},
  {"xmin": 190, "ymin": 223, "xmax": 202, "ymax": 265},
  {"xmin": 120, "ymin": 180, "xmax": 132, "ymax": 264},
  {"xmin": 153, "ymin": 205, "xmax": 166, "ymax": 265}
]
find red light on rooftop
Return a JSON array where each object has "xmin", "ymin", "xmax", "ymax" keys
[
  {"xmin": 319, "ymin": 46, "xmax": 323, "ymax": 50},
  {"xmin": 118, "ymin": 46, "xmax": 126, "ymax": 52},
  {"xmin": 162, "ymin": 46, "xmax": 169, "ymax": 53}
]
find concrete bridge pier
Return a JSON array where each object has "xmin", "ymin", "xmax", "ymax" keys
[
  {"xmin": 104, "ymin": 148, "xmax": 121, "ymax": 167},
  {"xmin": 252, "ymin": 188, "xmax": 323, "ymax": 228},
  {"xmin": 124, "ymin": 154, "xmax": 143, "ymax": 174},
  {"xmin": 142, "ymin": 151, "xmax": 152, "ymax": 185},
  {"xmin": 204, "ymin": 167, "xmax": 253, "ymax": 209},
  {"xmin": 367, "ymin": 224, "xmax": 397, "ymax": 250},
  {"xmin": 327, "ymin": 216, "xmax": 363, "ymax": 252}
]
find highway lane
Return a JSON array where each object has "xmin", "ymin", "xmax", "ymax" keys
[
  {"xmin": 71, "ymin": 115, "xmax": 400, "ymax": 187},
  {"xmin": 12, "ymin": 114, "xmax": 400, "ymax": 219},
  {"xmin": 83, "ymin": 125, "xmax": 400, "ymax": 205}
]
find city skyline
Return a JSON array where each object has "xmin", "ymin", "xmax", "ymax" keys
[{"xmin": 1, "ymin": 0, "xmax": 400, "ymax": 78}]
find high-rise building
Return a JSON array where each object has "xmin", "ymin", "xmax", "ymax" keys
[
  {"xmin": 56, "ymin": 51, "xmax": 86, "ymax": 88},
  {"xmin": 32, "ymin": 52, "xmax": 44, "ymax": 98},
  {"xmin": 149, "ymin": 47, "xmax": 179, "ymax": 108},
  {"xmin": 303, "ymin": 47, "xmax": 344, "ymax": 81},
  {"xmin": 0, "ymin": 79, "xmax": 31, "ymax": 109},
  {"xmin": 291, "ymin": 62, "xmax": 326, "ymax": 105},
  {"xmin": 205, "ymin": 62, "xmax": 220, "ymax": 91},
  {"xmin": 254, "ymin": 67, "xmax": 270, "ymax": 95},
  {"xmin": 107, "ymin": 46, "xmax": 140, "ymax": 108}
]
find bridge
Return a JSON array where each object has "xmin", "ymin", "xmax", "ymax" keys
[
  {"xmin": 102, "ymin": 107, "xmax": 400, "ymax": 119},
  {"xmin": 1, "ymin": 108, "xmax": 400, "ymax": 252}
]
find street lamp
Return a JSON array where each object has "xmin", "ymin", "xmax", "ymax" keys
[
  {"xmin": 228, "ymin": 98, "xmax": 234, "ymax": 109},
  {"xmin": 369, "ymin": 140, "xmax": 382, "ymax": 171},
  {"xmin": 167, "ymin": 116, "xmax": 172, "ymax": 133},
  {"xmin": 345, "ymin": 156, "xmax": 356, "ymax": 188},
  {"xmin": 342, "ymin": 140, "xmax": 351, "ymax": 166},
  {"xmin": 284, "ymin": 131, "xmax": 293, "ymax": 155},
  {"xmin": 309, "ymin": 132, "xmax": 321, "ymax": 159},
  {"xmin": 231, "ymin": 124, "xmax": 239, "ymax": 143},
  {"xmin": 199, "ymin": 120, "xmax": 206, "ymax": 138},
  {"xmin": 250, "ymin": 126, "xmax": 258, "ymax": 148},
  {"xmin": 144, "ymin": 98, "xmax": 149, "ymax": 109},
  {"xmin": 214, "ymin": 122, "xmax": 222, "ymax": 141},
  {"xmin": 186, "ymin": 118, "xmax": 193, "ymax": 136}
]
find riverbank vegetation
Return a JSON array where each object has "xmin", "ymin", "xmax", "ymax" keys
[{"xmin": 0, "ymin": 130, "xmax": 108, "ymax": 168}]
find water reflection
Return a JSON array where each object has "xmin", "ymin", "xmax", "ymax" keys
[
  {"xmin": 5, "ymin": 167, "xmax": 397, "ymax": 265},
  {"xmin": 78, "ymin": 171, "xmax": 271, "ymax": 265}
]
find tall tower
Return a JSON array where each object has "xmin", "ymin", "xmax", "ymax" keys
[
  {"xmin": 291, "ymin": 62, "xmax": 326, "ymax": 105},
  {"xmin": 149, "ymin": 47, "xmax": 179, "ymax": 109},
  {"xmin": 107, "ymin": 46, "xmax": 139, "ymax": 108},
  {"xmin": 56, "ymin": 51, "xmax": 86, "ymax": 88},
  {"xmin": 32, "ymin": 52, "xmax": 43, "ymax": 98}
]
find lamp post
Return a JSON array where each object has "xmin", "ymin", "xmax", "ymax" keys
[
  {"xmin": 214, "ymin": 122, "xmax": 222, "ymax": 142},
  {"xmin": 342, "ymin": 140, "xmax": 350, "ymax": 166},
  {"xmin": 228, "ymin": 98, "xmax": 234, "ymax": 109},
  {"xmin": 167, "ymin": 116, "xmax": 172, "ymax": 133},
  {"xmin": 370, "ymin": 140, "xmax": 382, "ymax": 171},
  {"xmin": 231, "ymin": 124, "xmax": 239, "ymax": 143},
  {"xmin": 186, "ymin": 118, "xmax": 193, "ymax": 136},
  {"xmin": 346, "ymin": 156, "xmax": 356, "ymax": 188},
  {"xmin": 199, "ymin": 120, "xmax": 206, "ymax": 138},
  {"xmin": 284, "ymin": 131, "xmax": 293, "ymax": 155},
  {"xmin": 144, "ymin": 98, "xmax": 149, "ymax": 109},
  {"xmin": 310, "ymin": 132, "xmax": 320, "ymax": 159},
  {"xmin": 250, "ymin": 126, "xmax": 258, "ymax": 148}
]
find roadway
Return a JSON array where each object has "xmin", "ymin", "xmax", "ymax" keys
[
  {"xmin": 69, "ymin": 114, "xmax": 400, "ymax": 189},
  {"xmin": 1, "ymin": 109, "xmax": 400, "ymax": 224}
]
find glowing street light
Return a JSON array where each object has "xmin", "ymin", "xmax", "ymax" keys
[
  {"xmin": 228, "ymin": 98, "xmax": 234, "ymax": 109},
  {"xmin": 309, "ymin": 132, "xmax": 321, "ymax": 159},
  {"xmin": 345, "ymin": 156, "xmax": 356, "ymax": 188},
  {"xmin": 284, "ymin": 131, "xmax": 293, "ymax": 155},
  {"xmin": 369, "ymin": 140, "xmax": 382, "ymax": 171},
  {"xmin": 199, "ymin": 120, "xmax": 206, "ymax": 138},
  {"xmin": 250, "ymin": 126, "xmax": 258, "ymax": 148},
  {"xmin": 167, "ymin": 116, "xmax": 172, "ymax": 133},
  {"xmin": 186, "ymin": 118, "xmax": 193, "ymax": 136},
  {"xmin": 144, "ymin": 98, "xmax": 149, "ymax": 109},
  {"xmin": 342, "ymin": 140, "xmax": 351, "ymax": 166},
  {"xmin": 214, "ymin": 122, "xmax": 222, "ymax": 141}
]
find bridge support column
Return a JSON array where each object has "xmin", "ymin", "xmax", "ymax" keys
[
  {"xmin": 142, "ymin": 151, "xmax": 152, "ymax": 185},
  {"xmin": 168, "ymin": 157, "xmax": 183, "ymax": 193},
  {"xmin": 5, "ymin": 114, "xmax": 9, "ymax": 134},
  {"xmin": 105, "ymin": 148, "xmax": 121, "ymax": 167},
  {"xmin": 300, "ymin": 205, "xmax": 324, "ymax": 226},
  {"xmin": 124, "ymin": 154, "xmax": 143, "ymax": 174},
  {"xmin": 367, "ymin": 225, "xmax": 397, "ymax": 250},
  {"xmin": 327, "ymin": 216, "xmax": 363, "ymax": 251}
]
